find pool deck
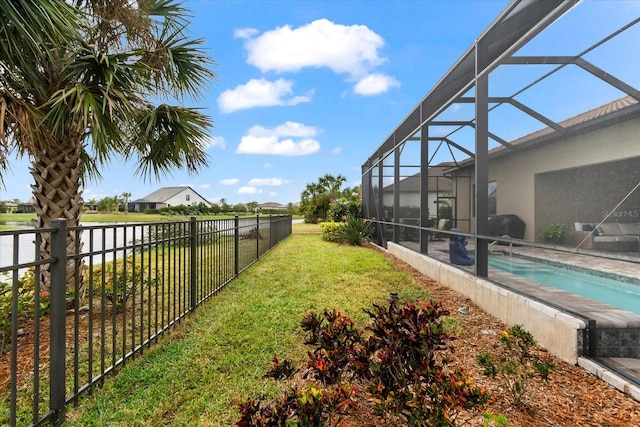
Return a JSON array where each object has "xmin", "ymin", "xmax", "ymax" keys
[
  {"xmin": 391, "ymin": 239, "xmax": 640, "ymax": 401},
  {"xmin": 499, "ymin": 245, "xmax": 640, "ymax": 390}
]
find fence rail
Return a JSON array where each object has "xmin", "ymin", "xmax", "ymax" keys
[{"xmin": 0, "ymin": 215, "xmax": 292, "ymax": 426}]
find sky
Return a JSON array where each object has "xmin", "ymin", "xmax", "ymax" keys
[{"xmin": 1, "ymin": 0, "xmax": 638, "ymax": 206}]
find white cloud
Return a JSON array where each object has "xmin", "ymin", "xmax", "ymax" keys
[
  {"xmin": 234, "ymin": 27, "xmax": 259, "ymax": 39},
  {"xmin": 353, "ymin": 73, "xmax": 400, "ymax": 96},
  {"xmin": 243, "ymin": 19, "xmax": 385, "ymax": 78},
  {"xmin": 203, "ymin": 136, "xmax": 226, "ymax": 149},
  {"xmin": 253, "ymin": 121, "xmax": 319, "ymax": 138},
  {"xmin": 237, "ymin": 136, "xmax": 320, "ymax": 156},
  {"xmin": 236, "ymin": 122, "xmax": 321, "ymax": 156},
  {"xmin": 199, "ymin": 184, "xmax": 211, "ymax": 189},
  {"xmin": 220, "ymin": 178, "xmax": 239, "ymax": 185},
  {"xmin": 332, "ymin": 147, "xmax": 342, "ymax": 155},
  {"xmin": 218, "ymin": 78, "xmax": 311, "ymax": 113},
  {"xmin": 263, "ymin": 163, "xmax": 274, "ymax": 169},
  {"xmin": 248, "ymin": 178, "xmax": 289, "ymax": 186},
  {"xmin": 238, "ymin": 186, "xmax": 262, "ymax": 195}
]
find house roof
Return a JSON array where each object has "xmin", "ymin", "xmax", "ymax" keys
[
  {"xmin": 259, "ymin": 202, "xmax": 286, "ymax": 209},
  {"xmin": 384, "ymin": 164, "xmax": 454, "ymax": 192},
  {"xmin": 449, "ymin": 95, "xmax": 640, "ymax": 171},
  {"xmin": 132, "ymin": 186, "xmax": 211, "ymax": 205}
]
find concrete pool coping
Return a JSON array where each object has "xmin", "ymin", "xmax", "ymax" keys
[{"xmin": 385, "ymin": 241, "xmax": 640, "ymax": 402}]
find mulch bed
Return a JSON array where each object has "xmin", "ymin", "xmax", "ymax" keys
[{"xmin": 370, "ymin": 245, "xmax": 640, "ymax": 426}]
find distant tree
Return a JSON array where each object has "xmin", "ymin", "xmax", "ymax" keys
[
  {"xmin": 0, "ymin": 201, "xmax": 6, "ymax": 213},
  {"xmin": 220, "ymin": 199, "xmax": 231, "ymax": 214},
  {"xmin": 210, "ymin": 203, "xmax": 221, "ymax": 215},
  {"xmin": 232, "ymin": 203, "xmax": 247, "ymax": 213},
  {"xmin": 121, "ymin": 192, "xmax": 132, "ymax": 214},
  {"xmin": 328, "ymin": 186, "xmax": 362, "ymax": 221},
  {"xmin": 97, "ymin": 197, "xmax": 112, "ymax": 213},
  {"xmin": 97, "ymin": 195, "xmax": 122, "ymax": 213},
  {"xmin": 319, "ymin": 174, "xmax": 347, "ymax": 204},
  {"xmin": 195, "ymin": 202, "xmax": 210, "ymax": 214},
  {"xmin": 341, "ymin": 185, "xmax": 361, "ymax": 201},
  {"xmin": 86, "ymin": 198, "xmax": 98, "ymax": 211},
  {"xmin": 246, "ymin": 201, "xmax": 259, "ymax": 213},
  {"xmin": 300, "ymin": 174, "xmax": 347, "ymax": 223}
]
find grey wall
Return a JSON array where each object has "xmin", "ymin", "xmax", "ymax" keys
[{"xmin": 535, "ymin": 156, "xmax": 640, "ymax": 234}]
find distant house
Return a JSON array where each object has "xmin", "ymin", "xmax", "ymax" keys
[
  {"xmin": 258, "ymin": 202, "xmax": 287, "ymax": 211},
  {"xmin": 129, "ymin": 186, "xmax": 211, "ymax": 213},
  {"xmin": 17, "ymin": 198, "xmax": 36, "ymax": 213},
  {"xmin": 2, "ymin": 202, "xmax": 18, "ymax": 213},
  {"xmin": 381, "ymin": 164, "xmax": 454, "ymax": 221}
]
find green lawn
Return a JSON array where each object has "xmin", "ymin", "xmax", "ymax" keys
[
  {"xmin": 65, "ymin": 234, "xmax": 428, "ymax": 426},
  {"xmin": 0, "ymin": 212, "xmax": 298, "ymax": 228}
]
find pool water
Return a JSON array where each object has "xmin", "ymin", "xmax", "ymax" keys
[{"xmin": 488, "ymin": 255, "xmax": 640, "ymax": 315}]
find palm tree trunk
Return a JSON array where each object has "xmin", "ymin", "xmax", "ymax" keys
[{"xmin": 30, "ymin": 138, "xmax": 84, "ymax": 296}]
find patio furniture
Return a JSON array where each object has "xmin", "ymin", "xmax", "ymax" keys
[{"xmin": 572, "ymin": 222, "xmax": 640, "ymax": 252}]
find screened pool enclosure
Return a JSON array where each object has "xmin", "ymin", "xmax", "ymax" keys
[{"xmin": 361, "ymin": 0, "xmax": 640, "ymax": 276}]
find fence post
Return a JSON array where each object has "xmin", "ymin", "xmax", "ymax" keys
[
  {"xmin": 50, "ymin": 219, "xmax": 67, "ymax": 426},
  {"xmin": 234, "ymin": 215, "xmax": 239, "ymax": 276},
  {"xmin": 256, "ymin": 215, "xmax": 260, "ymax": 258},
  {"xmin": 190, "ymin": 216, "xmax": 197, "ymax": 310}
]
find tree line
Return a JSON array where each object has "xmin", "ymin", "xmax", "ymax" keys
[{"xmin": 300, "ymin": 174, "xmax": 362, "ymax": 223}]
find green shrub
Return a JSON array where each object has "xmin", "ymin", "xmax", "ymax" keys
[
  {"xmin": 87, "ymin": 257, "xmax": 158, "ymax": 313},
  {"xmin": 0, "ymin": 280, "xmax": 25, "ymax": 354},
  {"xmin": 477, "ymin": 324, "xmax": 556, "ymax": 406},
  {"xmin": 539, "ymin": 224, "xmax": 569, "ymax": 239},
  {"xmin": 319, "ymin": 221, "xmax": 343, "ymax": 242},
  {"xmin": 300, "ymin": 309, "xmax": 363, "ymax": 385},
  {"xmin": 239, "ymin": 299, "xmax": 491, "ymax": 426},
  {"xmin": 0, "ymin": 269, "xmax": 52, "ymax": 354},
  {"xmin": 328, "ymin": 197, "xmax": 361, "ymax": 222},
  {"xmin": 333, "ymin": 217, "xmax": 374, "ymax": 246},
  {"xmin": 237, "ymin": 382, "xmax": 355, "ymax": 427},
  {"xmin": 363, "ymin": 300, "xmax": 490, "ymax": 426},
  {"xmin": 264, "ymin": 355, "xmax": 296, "ymax": 380}
]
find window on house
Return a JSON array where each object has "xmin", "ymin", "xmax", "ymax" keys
[{"xmin": 186, "ymin": 195, "xmax": 190, "ymax": 201}]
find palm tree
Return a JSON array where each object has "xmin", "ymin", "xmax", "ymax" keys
[
  {"xmin": 301, "ymin": 181, "xmax": 325, "ymax": 221},
  {"xmin": 121, "ymin": 192, "xmax": 132, "ymax": 214},
  {"xmin": 86, "ymin": 198, "xmax": 97, "ymax": 212},
  {"xmin": 0, "ymin": 1, "xmax": 216, "ymax": 290},
  {"xmin": 319, "ymin": 174, "xmax": 347, "ymax": 204}
]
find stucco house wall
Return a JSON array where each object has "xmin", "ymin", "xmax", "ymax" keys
[
  {"xmin": 451, "ymin": 113, "xmax": 640, "ymax": 241},
  {"xmin": 129, "ymin": 186, "xmax": 211, "ymax": 212},
  {"xmin": 163, "ymin": 187, "xmax": 209, "ymax": 207}
]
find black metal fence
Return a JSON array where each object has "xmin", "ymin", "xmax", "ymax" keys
[{"xmin": 0, "ymin": 215, "xmax": 292, "ymax": 426}]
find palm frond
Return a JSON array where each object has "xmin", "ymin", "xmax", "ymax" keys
[
  {"xmin": 130, "ymin": 104, "xmax": 212, "ymax": 180},
  {"xmin": 141, "ymin": 23, "xmax": 216, "ymax": 100},
  {"xmin": 0, "ymin": 0, "xmax": 81, "ymax": 68}
]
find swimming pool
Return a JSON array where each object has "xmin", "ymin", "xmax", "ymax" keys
[{"xmin": 488, "ymin": 255, "xmax": 640, "ymax": 315}]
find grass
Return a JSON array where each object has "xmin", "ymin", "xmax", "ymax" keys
[
  {"xmin": 65, "ymin": 234, "xmax": 429, "ymax": 426},
  {"xmin": 292, "ymin": 221, "xmax": 320, "ymax": 234},
  {"xmin": 0, "ymin": 213, "xmax": 300, "ymax": 229}
]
